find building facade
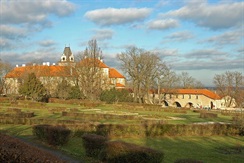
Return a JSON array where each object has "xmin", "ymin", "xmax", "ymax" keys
[
  {"xmin": 151, "ymin": 89, "xmax": 223, "ymax": 109},
  {"xmin": 4, "ymin": 47, "xmax": 126, "ymax": 95}
]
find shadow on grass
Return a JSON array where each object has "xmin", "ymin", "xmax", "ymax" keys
[{"xmin": 143, "ymin": 136, "xmax": 244, "ymax": 163}]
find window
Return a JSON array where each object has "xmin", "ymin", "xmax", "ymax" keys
[
  {"xmin": 189, "ymin": 95, "xmax": 191, "ymax": 99},
  {"xmin": 196, "ymin": 95, "xmax": 198, "ymax": 99},
  {"xmin": 182, "ymin": 95, "xmax": 184, "ymax": 99},
  {"xmin": 176, "ymin": 94, "xmax": 178, "ymax": 98}
]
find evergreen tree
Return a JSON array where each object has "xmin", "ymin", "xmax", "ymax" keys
[
  {"xmin": 55, "ymin": 79, "xmax": 72, "ymax": 99},
  {"xmin": 19, "ymin": 73, "xmax": 48, "ymax": 101},
  {"xmin": 68, "ymin": 85, "xmax": 84, "ymax": 99},
  {"xmin": 100, "ymin": 88, "xmax": 133, "ymax": 104}
]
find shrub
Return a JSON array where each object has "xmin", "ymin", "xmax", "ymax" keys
[
  {"xmin": 174, "ymin": 158, "xmax": 204, "ymax": 163},
  {"xmin": 200, "ymin": 112, "xmax": 218, "ymax": 118},
  {"xmin": 101, "ymin": 141, "xmax": 164, "ymax": 163},
  {"xmin": 100, "ymin": 88, "xmax": 133, "ymax": 104},
  {"xmin": 33, "ymin": 124, "xmax": 71, "ymax": 146},
  {"xmin": 0, "ymin": 133, "xmax": 65, "ymax": 162},
  {"xmin": 232, "ymin": 115, "xmax": 244, "ymax": 136},
  {"xmin": 82, "ymin": 133, "xmax": 108, "ymax": 158},
  {"xmin": 68, "ymin": 85, "xmax": 85, "ymax": 99}
]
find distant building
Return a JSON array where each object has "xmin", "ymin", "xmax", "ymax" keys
[
  {"xmin": 151, "ymin": 89, "xmax": 223, "ymax": 109},
  {"xmin": 4, "ymin": 47, "xmax": 126, "ymax": 95}
]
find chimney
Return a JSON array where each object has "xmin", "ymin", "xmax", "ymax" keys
[
  {"xmin": 16, "ymin": 64, "xmax": 18, "ymax": 67},
  {"xmin": 22, "ymin": 64, "xmax": 25, "ymax": 67},
  {"xmin": 53, "ymin": 63, "xmax": 56, "ymax": 66},
  {"xmin": 43, "ymin": 62, "xmax": 46, "ymax": 66},
  {"xmin": 46, "ymin": 62, "xmax": 50, "ymax": 66}
]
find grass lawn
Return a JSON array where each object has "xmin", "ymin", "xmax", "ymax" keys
[
  {"xmin": 117, "ymin": 136, "xmax": 244, "ymax": 163},
  {"xmin": 1, "ymin": 124, "xmax": 243, "ymax": 163},
  {"xmin": 0, "ymin": 99, "xmax": 243, "ymax": 162}
]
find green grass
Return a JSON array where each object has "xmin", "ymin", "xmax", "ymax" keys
[
  {"xmin": 2, "ymin": 124, "xmax": 242, "ymax": 163},
  {"xmin": 0, "ymin": 99, "xmax": 243, "ymax": 163},
  {"xmin": 117, "ymin": 136, "xmax": 244, "ymax": 163}
]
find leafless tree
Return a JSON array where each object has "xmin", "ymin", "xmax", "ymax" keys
[
  {"xmin": 117, "ymin": 46, "xmax": 163, "ymax": 103},
  {"xmin": 76, "ymin": 39, "xmax": 108, "ymax": 100},
  {"xmin": 0, "ymin": 60, "xmax": 13, "ymax": 94},
  {"xmin": 178, "ymin": 72, "xmax": 204, "ymax": 88},
  {"xmin": 214, "ymin": 71, "xmax": 243, "ymax": 107},
  {"xmin": 155, "ymin": 64, "xmax": 179, "ymax": 104}
]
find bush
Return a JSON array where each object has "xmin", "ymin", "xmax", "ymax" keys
[
  {"xmin": 100, "ymin": 88, "xmax": 133, "ymax": 104},
  {"xmin": 68, "ymin": 85, "xmax": 85, "ymax": 99},
  {"xmin": 0, "ymin": 133, "xmax": 65, "ymax": 162},
  {"xmin": 101, "ymin": 141, "xmax": 164, "ymax": 163},
  {"xmin": 174, "ymin": 158, "xmax": 204, "ymax": 163},
  {"xmin": 233, "ymin": 115, "xmax": 244, "ymax": 136},
  {"xmin": 82, "ymin": 133, "xmax": 108, "ymax": 158},
  {"xmin": 33, "ymin": 124, "xmax": 71, "ymax": 146},
  {"xmin": 200, "ymin": 112, "xmax": 218, "ymax": 118}
]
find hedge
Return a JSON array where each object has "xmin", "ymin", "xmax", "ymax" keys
[
  {"xmin": 0, "ymin": 133, "xmax": 66, "ymax": 162},
  {"xmin": 200, "ymin": 112, "xmax": 218, "ymax": 118},
  {"xmin": 174, "ymin": 158, "xmax": 204, "ymax": 163},
  {"xmin": 100, "ymin": 140, "xmax": 164, "ymax": 163},
  {"xmin": 33, "ymin": 124, "xmax": 71, "ymax": 146},
  {"xmin": 82, "ymin": 133, "xmax": 108, "ymax": 158}
]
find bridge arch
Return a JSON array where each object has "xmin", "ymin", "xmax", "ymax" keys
[
  {"xmin": 185, "ymin": 102, "xmax": 194, "ymax": 108},
  {"xmin": 173, "ymin": 101, "xmax": 181, "ymax": 108},
  {"xmin": 162, "ymin": 100, "xmax": 169, "ymax": 107}
]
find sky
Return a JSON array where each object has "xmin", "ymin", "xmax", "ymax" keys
[{"xmin": 0, "ymin": 0, "xmax": 243, "ymax": 86}]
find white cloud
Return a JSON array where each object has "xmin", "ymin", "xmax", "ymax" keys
[
  {"xmin": 152, "ymin": 48, "xmax": 179, "ymax": 57},
  {"xmin": 0, "ymin": 0, "xmax": 76, "ymax": 51},
  {"xmin": 85, "ymin": 8, "xmax": 152, "ymax": 26},
  {"xmin": 1, "ymin": 48, "xmax": 59, "ymax": 65},
  {"xmin": 169, "ymin": 48, "xmax": 243, "ymax": 71},
  {"xmin": 39, "ymin": 40, "xmax": 56, "ymax": 47},
  {"xmin": 0, "ymin": 37, "xmax": 12, "ymax": 50},
  {"xmin": 92, "ymin": 29, "xmax": 114, "ymax": 41},
  {"xmin": 0, "ymin": 0, "xmax": 76, "ymax": 25},
  {"xmin": 161, "ymin": 1, "xmax": 243, "ymax": 30},
  {"xmin": 0, "ymin": 25, "xmax": 28, "ymax": 39},
  {"xmin": 165, "ymin": 31, "xmax": 194, "ymax": 41},
  {"xmin": 204, "ymin": 28, "xmax": 243, "ymax": 46},
  {"xmin": 186, "ymin": 49, "xmax": 228, "ymax": 60},
  {"xmin": 147, "ymin": 19, "xmax": 179, "ymax": 30}
]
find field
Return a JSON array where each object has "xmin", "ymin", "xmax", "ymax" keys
[{"xmin": 0, "ymin": 98, "xmax": 243, "ymax": 162}]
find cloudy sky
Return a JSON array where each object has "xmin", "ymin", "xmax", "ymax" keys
[{"xmin": 0, "ymin": 0, "xmax": 243, "ymax": 86}]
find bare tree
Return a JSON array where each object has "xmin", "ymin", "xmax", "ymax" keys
[
  {"xmin": 0, "ymin": 60, "xmax": 13, "ymax": 94},
  {"xmin": 178, "ymin": 72, "xmax": 204, "ymax": 88},
  {"xmin": 76, "ymin": 39, "xmax": 108, "ymax": 100},
  {"xmin": 214, "ymin": 71, "xmax": 243, "ymax": 107},
  {"xmin": 155, "ymin": 64, "xmax": 179, "ymax": 104},
  {"xmin": 117, "ymin": 46, "xmax": 162, "ymax": 103}
]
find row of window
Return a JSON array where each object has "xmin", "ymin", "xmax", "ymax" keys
[{"xmin": 169, "ymin": 94, "xmax": 198, "ymax": 99}]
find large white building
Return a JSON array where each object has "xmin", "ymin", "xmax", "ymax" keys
[{"xmin": 4, "ymin": 47, "xmax": 126, "ymax": 95}]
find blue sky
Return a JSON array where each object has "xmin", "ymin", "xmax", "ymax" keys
[{"xmin": 0, "ymin": 0, "xmax": 243, "ymax": 86}]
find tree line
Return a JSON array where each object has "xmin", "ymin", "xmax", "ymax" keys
[{"xmin": 0, "ymin": 40, "xmax": 243, "ymax": 107}]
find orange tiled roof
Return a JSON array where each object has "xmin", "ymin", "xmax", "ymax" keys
[
  {"xmin": 164, "ymin": 89, "xmax": 221, "ymax": 100},
  {"xmin": 5, "ymin": 65, "xmax": 73, "ymax": 78},
  {"xmin": 109, "ymin": 68, "xmax": 125, "ymax": 78},
  {"xmin": 115, "ymin": 83, "xmax": 125, "ymax": 88},
  {"xmin": 78, "ymin": 58, "xmax": 109, "ymax": 68}
]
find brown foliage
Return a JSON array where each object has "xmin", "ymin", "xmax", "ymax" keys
[{"xmin": 0, "ymin": 133, "xmax": 66, "ymax": 162}]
